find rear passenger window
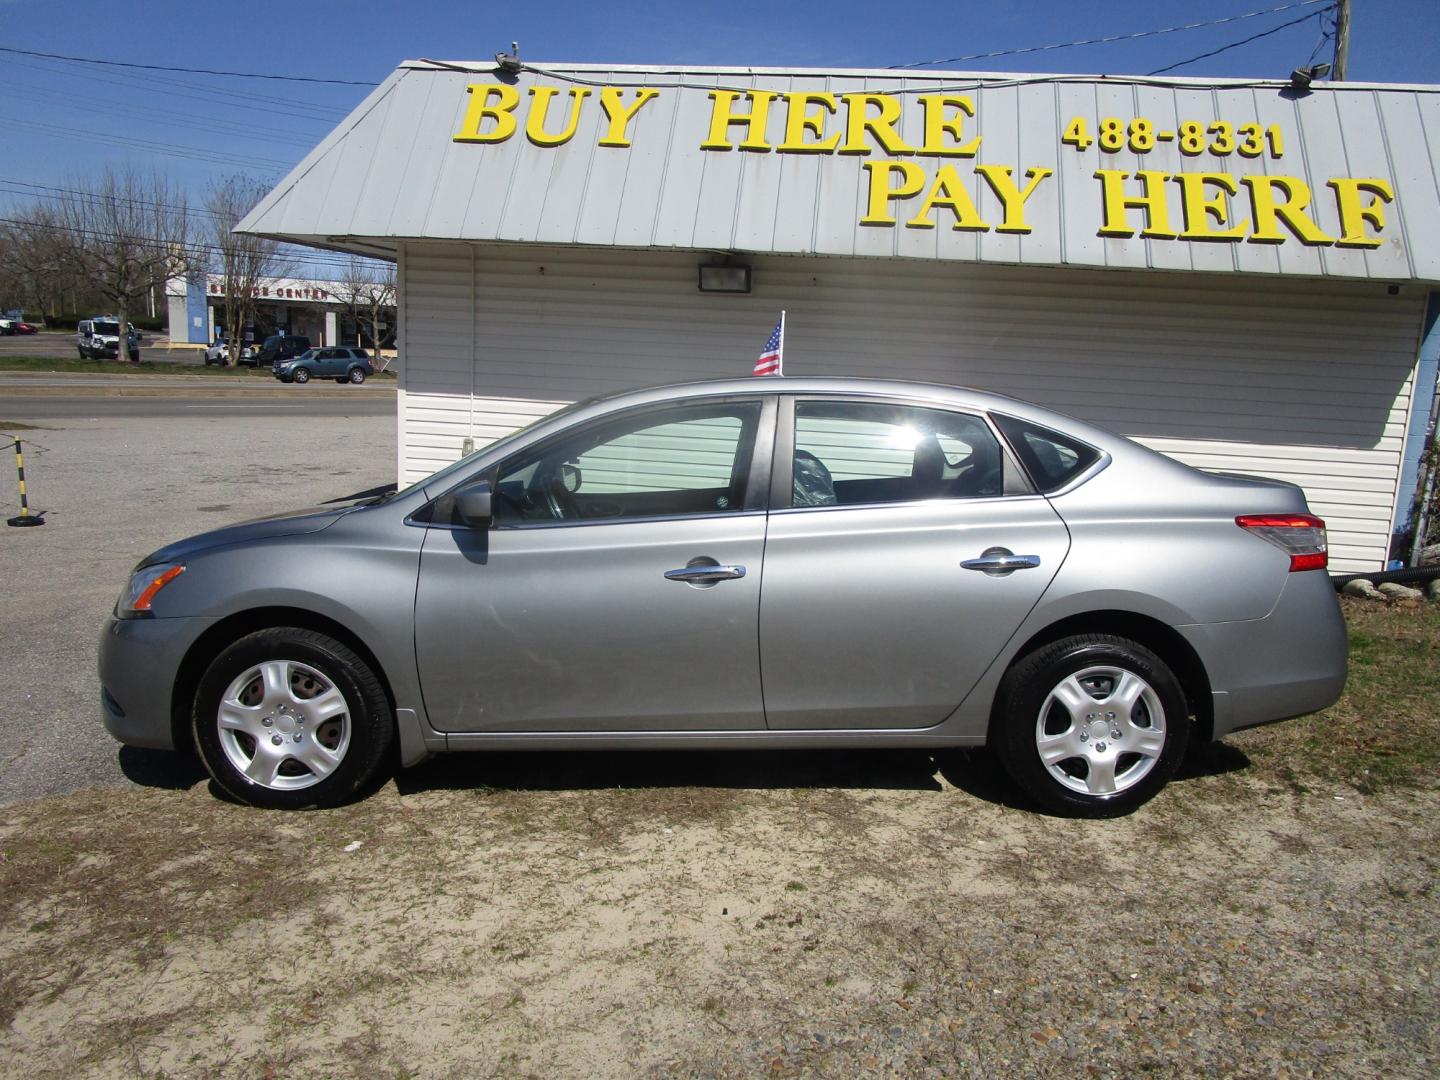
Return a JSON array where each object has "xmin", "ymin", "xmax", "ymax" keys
[
  {"xmin": 992, "ymin": 414, "xmax": 1101, "ymax": 492},
  {"xmin": 792, "ymin": 401, "xmax": 1004, "ymax": 507}
]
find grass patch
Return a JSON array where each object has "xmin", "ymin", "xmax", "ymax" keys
[
  {"xmin": 0, "ymin": 421, "xmax": 48, "ymax": 431},
  {"xmin": 1232, "ymin": 595, "xmax": 1440, "ymax": 792}
]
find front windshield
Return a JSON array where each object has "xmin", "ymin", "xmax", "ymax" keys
[
  {"xmin": 391, "ymin": 396, "xmax": 604, "ymax": 500},
  {"xmin": 94, "ymin": 321, "xmax": 119, "ymax": 336}
]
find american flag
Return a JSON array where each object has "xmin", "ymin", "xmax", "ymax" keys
[{"xmin": 753, "ymin": 311, "xmax": 785, "ymax": 376}]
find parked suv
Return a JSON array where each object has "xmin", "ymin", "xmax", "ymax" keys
[
  {"xmin": 275, "ymin": 346, "xmax": 373, "ymax": 384},
  {"xmin": 255, "ymin": 334, "xmax": 311, "ymax": 369},
  {"xmin": 76, "ymin": 318, "xmax": 140, "ymax": 361}
]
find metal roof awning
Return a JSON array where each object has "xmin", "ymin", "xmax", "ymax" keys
[{"xmin": 238, "ymin": 60, "xmax": 1440, "ymax": 284}]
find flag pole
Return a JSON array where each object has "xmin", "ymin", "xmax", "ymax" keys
[{"xmin": 778, "ymin": 309, "xmax": 786, "ymax": 376}]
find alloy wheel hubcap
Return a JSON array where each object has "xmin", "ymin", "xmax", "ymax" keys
[
  {"xmin": 1034, "ymin": 665, "xmax": 1166, "ymax": 797},
  {"xmin": 217, "ymin": 660, "xmax": 351, "ymax": 790}
]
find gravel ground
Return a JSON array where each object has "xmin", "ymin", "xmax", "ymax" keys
[
  {"xmin": 0, "ymin": 759, "xmax": 1436, "ymax": 1077},
  {"xmin": 0, "ymin": 413, "xmax": 393, "ymax": 803}
]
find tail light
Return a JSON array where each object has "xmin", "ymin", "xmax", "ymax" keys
[{"xmin": 1235, "ymin": 514, "xmax": 1328, "ymax": 572}]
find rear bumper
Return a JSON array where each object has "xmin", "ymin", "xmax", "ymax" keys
[
  {"xmin": 98, "ymin": 614, "xmax": 216, "ymax": 750},
  {"xmin": 1178, "ymin": 570, "xmax": 1348, "ymax": 739}
]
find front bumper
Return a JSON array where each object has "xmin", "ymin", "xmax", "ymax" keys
[
  {"xmin": 1178, "ymin": 571, "xmax": 1348, "ymax": 739},
  {"xmin": 98, "ymin": 614, "xmax": 216, "ymax": 750}
]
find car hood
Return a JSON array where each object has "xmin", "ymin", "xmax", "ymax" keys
[{"xmin": 137, "ymin": 502, "xmax": 368, "ymax": 568}]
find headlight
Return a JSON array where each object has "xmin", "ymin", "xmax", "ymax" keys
[{"xmin": 118, "ymin": 563, "xmax": 185, "ymax": 618}]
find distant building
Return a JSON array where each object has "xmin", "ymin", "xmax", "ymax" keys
[{"xmin": 166, "ymin": 274, "xmax": 393, "ymax": 349}]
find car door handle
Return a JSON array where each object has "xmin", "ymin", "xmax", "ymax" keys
[
  {"xmin": 960, "ymin": 551, "xmax": 1041, "ymax": 574},
  {"xmin": 664, "ymin": 564, "xmax": 746, "ymax": 583}
]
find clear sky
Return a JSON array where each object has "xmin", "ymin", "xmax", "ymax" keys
[{"xmin": 2, "ymin": 0, "xmax": 1436, "ymax": 272}]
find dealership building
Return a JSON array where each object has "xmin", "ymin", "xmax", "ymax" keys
[
  {"xmin": 165, "ymin": 274, "xmax": 391, "ymax": 349},
  {"xmin": 238, "ymin": 60, "xmax": 1440, "ymax": 572}
]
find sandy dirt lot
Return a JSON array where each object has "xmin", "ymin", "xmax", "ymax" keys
[{"xmin": 1, "ymin": 727, "xmax": 1437, "ymax": 1077}]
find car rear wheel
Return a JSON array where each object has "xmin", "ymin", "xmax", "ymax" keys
[
  {"xmin": 992, "ymin": 634, "xmax": 1189, "ymax": 817},
  {"xmin": 348, "ymin": 367, "xmax": 366, "ymax": 384},
  {"xmin": 292, "ymin": 367, "xmax": 310, "ymax": 383},
  {"xmin": 192, "ymin": 628, "xmax": 393, "ymax": 810}
]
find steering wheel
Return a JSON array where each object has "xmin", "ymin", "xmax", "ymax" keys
[{"xmin": 541, "ymin": 462, "xmax": 579, "ymax": 520}]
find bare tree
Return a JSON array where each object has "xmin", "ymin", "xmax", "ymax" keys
[
  {"xmin": 0, "ymin": 204, "xmax": 106, "ymax": 320},
  {"xmin": 335, "ymin": 255, "xmax": 396, "ymax": 366},
  {"xmin": 50, "ymin": 168, "xmax": 191, "ymax": 360},
  {"xmin": 206, "ymin": 176, "xmax": 289, "ymax": 367}
]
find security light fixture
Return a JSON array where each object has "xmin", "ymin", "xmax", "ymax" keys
[
  {"xmin": 698, "ymin": 262, "xmax": 752, "ymax": 294},
  {"xmin": 1289, "ymin": 63, "xmax": 1331, "ymax": 92},
  {"xmin": 495, "ymin": 42, "xmax": 522, "ymax": 74}
]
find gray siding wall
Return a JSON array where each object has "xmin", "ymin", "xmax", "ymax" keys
[{"xmin": 398, "ymin": 241, "xmax": 1425, "ymax": 572}]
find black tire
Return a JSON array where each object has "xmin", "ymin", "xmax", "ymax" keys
[
  {"xmin": 77, "ymin": 348, "xmax": 87, "ymax": 359},
  {"xmin": 192, "ymin": 627, "xmax": 393, "ymax": 810},
  {"xmin": 292, "ymin": 366, "xmax": 310, "ymax": 384},
  {"xmin": 335, "ymin": 377, "xmax": 347, "ymax": 384},
  {"xmin": 348, "ymin": 367, "xmax": 366, "ymax": 384},
  {"xmin": 991, "ymin": 634, "xmax": 1189, "ymax": 817}
]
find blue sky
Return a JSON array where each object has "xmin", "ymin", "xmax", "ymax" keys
[{"xmin": 2, "ymin": 0, "xmax": 1436, "ymax": 273}]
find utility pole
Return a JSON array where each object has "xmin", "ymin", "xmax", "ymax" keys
[{"xmin": 1333, "ymin": 0, "xmax": 1351, "ymax": 80}]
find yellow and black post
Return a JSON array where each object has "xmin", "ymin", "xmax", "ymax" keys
[{"xmin": 6, "ymin": 437, "xmax": 45, "ymax": 528}]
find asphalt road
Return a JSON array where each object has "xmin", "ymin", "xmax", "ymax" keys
[
  {"xmin": 0, "ymin": 408, "xmax": 397, "ymax": 804},
  {"xmin": 3, "ymin": 392, "xmax": 394, "ymax": 419}
]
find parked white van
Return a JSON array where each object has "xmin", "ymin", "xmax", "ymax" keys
[{"xmin": 77, "ymin": 317, "xmax": 140, "ymax": 361}]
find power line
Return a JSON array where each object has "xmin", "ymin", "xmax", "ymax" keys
[
  {"xmin": 889, "ymin": 0, "xmax": 1334, "ymax": 70},
  {"xmin": 0, "ymin": 214, "xmax": 383, "ymax": 271},
  {"xmin": 1146, "ymin": 7, "xmax": 1329, "ymax": 76},
  {"xmin": 0, "ymin": 115, "xmax": 296, "ymax": 171},
  {"xmin": 0, "ymin": 45, "xmax": 378, "ymax": 86},
  {"xmin": 0, "ymin": 54, "xmax": 350, "ymax": 123}
]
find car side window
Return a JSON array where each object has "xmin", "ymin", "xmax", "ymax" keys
[
  {"xmin": 492, "ymin": 402, "xmax": 763, "ymax": 526},
  {"xmin": 991, "ymin": 414, "xmax": 1101, "ymax": 493},
  {"xmin": 791, "ymin": 401, "xmax": 1005, "ymax": 507}
]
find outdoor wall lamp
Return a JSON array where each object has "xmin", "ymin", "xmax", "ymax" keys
[{"xmin": 698, "ymin": 260, "xmax": 752, "ymax": 294}]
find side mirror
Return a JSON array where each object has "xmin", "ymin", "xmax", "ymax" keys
[{"xmin": 453, "ymin": 479, "xmax": 493, "ymax": 529}]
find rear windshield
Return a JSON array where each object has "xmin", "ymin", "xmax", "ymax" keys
[{"xmin": 992, "ymin": 414, "xmax": 1102, "ymax": 493}]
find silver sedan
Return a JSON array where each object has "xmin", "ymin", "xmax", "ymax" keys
[{"xmin": 99, "ymin": 378, "xmax": 1346, "ymax": 815}]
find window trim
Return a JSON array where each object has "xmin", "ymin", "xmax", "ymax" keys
[
  {"xmin": 772, "ymin": 394, "xmax": 1034, "ymax": 512},
  {"xmin": 415, "ymin": 394, "xmax": 777, "ymax": 531}
]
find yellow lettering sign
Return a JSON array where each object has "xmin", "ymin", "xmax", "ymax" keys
[
  {"xmin": 918, "ymin": 95, "xmax": 980, "ymax": 157},
  {"xmin": 860, "ymin": 161, "xmax": 927, "ymax": 224},
  {"xmin": 777, "ymin": 92, "xmax": 841, "ymax": 153},
  {"xmin": 907, "ymin": 165, "xmax": 989, "ymax": 230},
  {"xmin": 701, "ymin": 90, "xmax": 778, "ymax": 151},
  {"xmin": 976, "ymin": 166, "xmax": 1052, "ymax": 234},
  {"xmin": 1095, "ymin": 170, "xmax": 1178, "ymax": 240},
  {"xmin": 598, "ymin": 87, "xmax": 659, "ymax": 148},
  {"xmin": 1327, "ymin": 177, "xmax": 1395, "ymax": 248},
  {"xmin": 453, "ymin": 83, "xmax": 521, "ymax": 143},
  {"xmin": 840, "ymin": 94, "xmax": 915, "ymax": 156},
  {"xmin": 1175, "ymin": 173, "xmax": 1249, "ymax": 241},
  {"xmin": 1240, "ymin": 176, "xmax": 1334, "ymax": 245},
  {"xmin": 526, "ymin": 87, "xmax": 590, "ymax": 147}
]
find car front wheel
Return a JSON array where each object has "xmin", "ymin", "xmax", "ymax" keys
[
  {"xmin": 192, "ymin": 628, "xmax": 393, "ymax": 809},
  {"xmin": 992, "ymin": 634, "xmax": 1189, "ymax": 817},
  {"xmin": 291, "ymin": 367, "xmax": 310, "ymax": 383}
]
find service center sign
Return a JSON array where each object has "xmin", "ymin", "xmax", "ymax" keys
[{"xmin": 450, "ymin": 81, "xmax": 1399, "ymax": 253}]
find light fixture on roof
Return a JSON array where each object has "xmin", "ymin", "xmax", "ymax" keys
[
  {"xmin": 698, "ymin": 257, "xmax": 752, "ymax": 294},
  {"xmin": 1289, "ymin": 62, "xmax": 1331, "ymax": 92},
  {"xmin": 495, "ymin": 42, "xmax": 522, "ymax": 75}
]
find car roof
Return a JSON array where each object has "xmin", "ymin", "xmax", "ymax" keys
[{"xmin": 567, "ymin": 377, "xmax": 1127, "ymax": 452}]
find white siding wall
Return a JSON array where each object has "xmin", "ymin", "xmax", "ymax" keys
[{"xmin": 398, "ymin": 241, "xmax": 1426, "ymax": 572}]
